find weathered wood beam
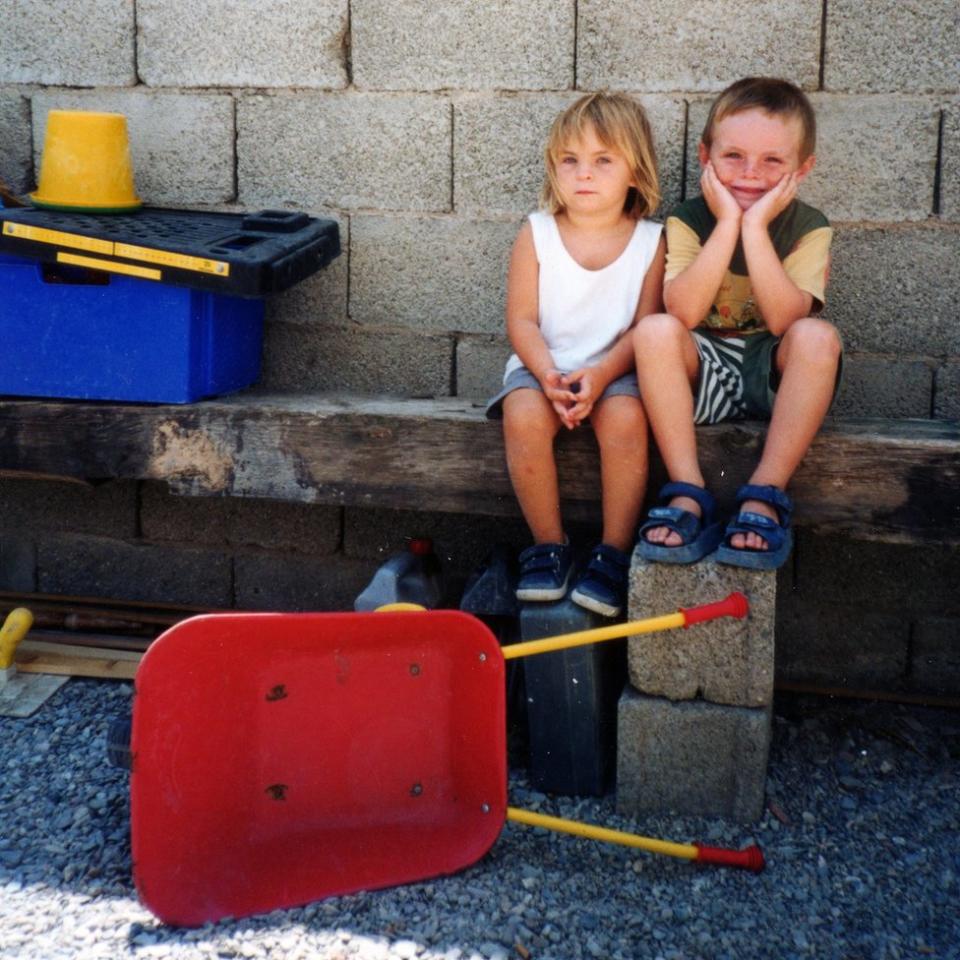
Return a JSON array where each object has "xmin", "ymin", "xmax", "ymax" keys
[{"xmin": 0, "ymin": 392, "xmax": 957, "ymax": 544}]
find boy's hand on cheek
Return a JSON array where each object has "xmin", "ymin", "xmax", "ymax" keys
[
  {"xmin": 701, "ymin": 162, "xmax": 741, "ymax": 223},
  {"xmin": 743, "ymin": 172, "xmax": 798, "ymax": 230}
]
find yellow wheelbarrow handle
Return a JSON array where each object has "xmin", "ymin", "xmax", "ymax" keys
[{"xmin": 0, "ymin": 607, "xmax": 34, "ymax": 670}]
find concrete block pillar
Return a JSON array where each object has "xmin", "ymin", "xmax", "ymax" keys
[{"xmin": 616, "ymin": 556, "xmax": 776, "ymax": 821}]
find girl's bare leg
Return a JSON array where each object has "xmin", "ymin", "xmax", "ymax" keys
[
  {"xmin": 502, "ymin": 388, "xmax": 564, "ymax": 544},
  {"xmin": 590, "ymin": 395, "xmax": 649, "ymax": 552}
]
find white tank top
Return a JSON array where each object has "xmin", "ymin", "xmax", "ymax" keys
[{"xmin": 504, "ymin": 211, "xmax": 663, "ymax": 381}]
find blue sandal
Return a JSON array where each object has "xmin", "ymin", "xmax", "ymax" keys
[
  {"xmin": 637, "ymin": 482, "xmax": 724, "ymax": 564},
  {"xmin": 715, "ymin": 484, "xmax": 793, "ymax": 570}
]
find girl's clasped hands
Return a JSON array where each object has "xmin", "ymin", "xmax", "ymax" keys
[{"xmin": 542, "ymin": 368, "xmax": 597, "ymax": 429}]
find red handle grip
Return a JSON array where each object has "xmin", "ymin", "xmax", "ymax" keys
[
  {"xmin": 681, "ymin": 591, "xmax": 749, "ymax": 627},
  {"xmin": 694, "ymin": 843, "xmax": 765, "ymax": 872}
]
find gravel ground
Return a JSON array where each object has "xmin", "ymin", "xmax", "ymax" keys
[{"xmin": 1, "ymin": 678, "xmax": 958, "ymax": 960}]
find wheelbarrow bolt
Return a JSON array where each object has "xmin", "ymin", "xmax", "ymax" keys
[
  {"xmin": 409, "ymin": 663, "xmax": 421, "ymax": 676},
  {"xmin": 410, "ymin": 782, "xmax": 423, "ymax": 797}
]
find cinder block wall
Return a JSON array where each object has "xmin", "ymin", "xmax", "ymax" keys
[{"xmin": 1, "ymin": 1, "xmax": 958, "ymax": 694}]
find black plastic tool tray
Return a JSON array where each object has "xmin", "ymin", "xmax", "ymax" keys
[{"xmin": 0, "ymin": 207, "xmax": 340, "ymax": 297}]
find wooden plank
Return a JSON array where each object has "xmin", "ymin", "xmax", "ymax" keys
[
  {"xmin": 0, "ymin": 393, "xmax": 957, "ymax": 543},
  {"xmin": 23, "ymin": 630, "xmax": 153, "ymax": 653},
  {"xmin": 14, "ymin": 642, "xmax": 140, "ymax": 680},
  {"xmin": 18, "ymin": 639, "xmax": 143, "ymax": 661}
]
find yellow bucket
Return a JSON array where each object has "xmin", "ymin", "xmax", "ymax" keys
[{"xmin": 30, "ymin": 110, "xmax": 142, "ymax": 213}]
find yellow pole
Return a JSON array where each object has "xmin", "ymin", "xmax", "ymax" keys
[
  {"xmin": 506, "ymin": 807, "xmax": 698, "ymax": 861},
  {"xmin": 501, "ymin": 610, "xmax": 686, "ymax": 660},
  {"xmin": 0, "ymin": 607, "xmax": 33, "ymax": 670}
]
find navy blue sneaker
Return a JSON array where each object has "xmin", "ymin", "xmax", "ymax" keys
[
  {"xmin": 516, "ymin": 542, "xmax": 574, "ymax": 602},
  {"xmin": 570, "ymin": 543, "xmax": 630, "ymax": 618}
]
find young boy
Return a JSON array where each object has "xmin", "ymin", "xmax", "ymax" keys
[{"xmin": 634, "ymin": 77, "xmax": 841, "ymax": 569}]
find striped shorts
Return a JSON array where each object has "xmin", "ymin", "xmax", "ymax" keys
[{"xmin": 692, "ymin": 330, "xmax": 779, "ymax": 425}]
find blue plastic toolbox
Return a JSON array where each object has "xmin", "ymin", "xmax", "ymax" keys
[{"xmin": 0, "ymin": 253, "xmax": 264, "ymax": 403}]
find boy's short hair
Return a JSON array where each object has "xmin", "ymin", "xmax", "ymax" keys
[
  {"xmin": 702, "ymin": 77, "xmax": 817, "ymax": 160},
  {"xmin": 541, "ymin": 91, "xmax": 660, "ymax": 219}
]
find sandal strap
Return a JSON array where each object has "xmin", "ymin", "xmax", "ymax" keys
[
  {"xmin": 734, "ymin": 484, "xmax": 793, "ymax": 526},
  {"xmin": 639, "ymin": 505, "xmax": 702, "ymax": 543},
  {"xmin": 659, "ymin": 482, "xmax": 717, "ymax": 524},
  {"xmin": 724, "ymin": 511, "xmax": 789, "ymax": 552}
]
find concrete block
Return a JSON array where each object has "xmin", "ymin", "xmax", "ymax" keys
[
  {"xmin": 828, "ymin": 225, "xmax": 960, "ymax": 355},
  {"xmin": 578, "ymin": 0, "xmax": 820, "ymax": 93},
  {"xmin": 32, "ymin": 91, "xmax": 234, "ymax": 206},
  {"xmin": 831, "ymin": 356, "xmax": 933, "ymax": 419},
  {"xmin": 617, "ymin": 688, "xmax": 771, "ymax": 821},
  {"xmin": 794, "ymin": 532, "xmax": 960, "ymax": 616},
  {"xmin": 138, "ymin": 0, "xmax": 347, "ymax": 88},
  {"xmin": 453, "ymin": 93, "xmax": 684, "ymax": 217},
  {"xmin": 935, "ymin": 363, "xmax": 960, "ymax": 419},
  {"xmin": 351, "ymin": 0, "xmax": 574, "ymax": 91},
  {"xmin": 266, "ymin": 219, "xmax": 349, "ymax": 327},
  {"xmin": 37, "ymin": 535, "xmax": 232, "ymax": 607},
  {"xmin": 350, "ymin": 215, "xmax": 516, "ymax": 334},
  {"xmin": 775, "ymin": 603, "xmax": 909, "ymax": 687},
  {"xmin": 0, "ymin": 479, "xmax": 137, "ymax": 539},
  {"xmin": 824, "ymin": 0, "xmax": 960, "ymax": 94},
  {"xmin": 912, "ymin": 618, "xmax": 960, "ymax": 694},
  {"xmin": 234, "ymin": 551, "xmax": 371, "ymax": 612},
  {"xmin": 686, "ymin": 96, "xmax": 939, "ymax": 222},
  {"xmin": 942, "ymin": 101, "xmax": 960, "ymax": 223},
  {"xmin": 803, "ymin": 96, "xmax": 938, "ymax": 223},
  {"xmin": 260, "ymin": 321, "xmax": 453, "ymax": 396},
  {"xmin": 344, "ymin": 507, "xmax": 529, "ymax": 577},
  {"xmin": 140, "ymin": 483, "xmax": 341, "ymax": 554},
  {"xmin": 238, "ymin": 94, "xmax": 451, "ymax": 212},
  {"xmin": 0, "ymin": 0, "xmax": 134, "ymax": 86},
  {"xmin": 0, "ymin": 540, "xmax": 36, "ymax": 592},
  {"xmin": 627, "ymin": 556, "xmax": 775, "ymax": 708},
  {"xmin": 0, "ymin": 91, "xmax": 33, "ymax": 194},
  {"xmin": 456, "ymin": 336, "xmax": 511, "ymax": 401}
]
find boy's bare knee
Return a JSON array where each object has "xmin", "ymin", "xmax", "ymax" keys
[
  {"xmin": 633, "ymin": 312, "xmax": 687, "ymax": 352},
  {"xmin": 782, "ymin": 317, "xmax": 842, "ymax": 364}
]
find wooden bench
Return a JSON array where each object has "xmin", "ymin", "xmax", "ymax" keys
[{"xmin": 1, "ymin": 390, "xmax": 958, "ymax": 545}]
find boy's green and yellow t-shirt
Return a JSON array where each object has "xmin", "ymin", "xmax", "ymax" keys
[{"xmin": 665, "ymin": 196, "xmax": 832, "ymax": 334}]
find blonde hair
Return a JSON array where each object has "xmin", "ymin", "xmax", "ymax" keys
[
  {"xmin": 540, "ymin": 92, "xmax": 660, "ymax": 219},
  {"xmin": 702, "ymin": 77, "xmax": 817, "ymax": 161}
]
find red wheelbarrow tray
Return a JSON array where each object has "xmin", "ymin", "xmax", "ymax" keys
[
  {"xmin": 131, "ymin": 610, "xmax": 507, "ymax": 927},
  {"xmin": 130, "ymin": 598, "xmax": 758, "ymax": 927}
]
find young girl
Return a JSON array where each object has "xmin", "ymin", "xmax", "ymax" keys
[{"xmin": 486, "ymin": 92, "xmax": 666, "ymax": 618}]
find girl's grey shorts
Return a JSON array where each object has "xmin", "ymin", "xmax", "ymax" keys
[{"xmin": 485, "ymin": 366, "xmax": 640, "ymax": 419}]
